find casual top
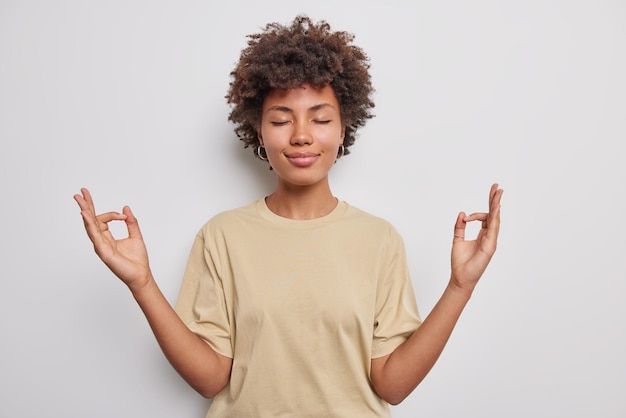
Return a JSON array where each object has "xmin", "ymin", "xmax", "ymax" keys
[{"xmin": 175, "ymin": 199, "xmax": 422, "ymax": 418}]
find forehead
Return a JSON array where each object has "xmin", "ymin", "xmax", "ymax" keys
[{"xmin": 263, "ymin": 84, "xmax": 340, "ymax": 111}]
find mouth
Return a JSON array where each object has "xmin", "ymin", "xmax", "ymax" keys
[{"xmin": 285, "ymin": 152, "xmax": 320, "ymax": 167}]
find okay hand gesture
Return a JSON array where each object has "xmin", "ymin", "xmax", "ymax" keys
[
  {"xmin": 450, "ymin": 183, "xmax": 503, "ymax": 292},
  {"xmin": 74, "ymin": 188, "xmax": 152, "ymax": 291}
]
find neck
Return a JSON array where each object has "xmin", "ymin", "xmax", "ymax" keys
[{"xmin": 265, "ymin": 183, "xmax": 337, "ymax": 220}]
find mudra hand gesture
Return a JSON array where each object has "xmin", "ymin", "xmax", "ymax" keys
[
  {"xmin": 74, "ymin": 188, "xmax": 152, "ymax": 292},
  {"xmin": 450, "ymin": 183, "xmax": 503, "ymax": 292}
]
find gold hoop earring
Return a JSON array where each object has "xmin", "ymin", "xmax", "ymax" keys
[
  {"xmin": 336, "ymin": 144, "xmax": 345, "ymax": 159},
  {"xmin": 257, "ymin": 146, "xmax": 269, "ymax": 162}
]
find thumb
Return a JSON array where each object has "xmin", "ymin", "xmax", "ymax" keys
[
  {"xmin": 453, "ymin": 211, "xmax": 467, "ymax": 242},
  {"xmin": 122, "ymin": 206, "xmax": 143, "ymax": 240}
]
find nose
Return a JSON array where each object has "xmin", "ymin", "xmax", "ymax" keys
[{"xmin": 290, "ymin": 119, "xmax": 312, "ymax": 146}]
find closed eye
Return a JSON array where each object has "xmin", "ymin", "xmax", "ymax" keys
[{"xmin": 314, "ymin": 120, "xmax": 331, "ymax": 124}]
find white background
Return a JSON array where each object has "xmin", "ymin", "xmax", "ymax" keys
[{"xmin": 1, "ymin": 1, "xmax": 625, "ymax": 417}]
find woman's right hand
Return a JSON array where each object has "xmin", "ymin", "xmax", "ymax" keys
[{"xmin": 74, "ymin": 188, "xmax": 152, "ymax": 291}]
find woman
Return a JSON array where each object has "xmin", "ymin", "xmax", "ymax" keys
[{"xmin": 74, "ymin": 15, "xmax": 503, "ymax": 417}]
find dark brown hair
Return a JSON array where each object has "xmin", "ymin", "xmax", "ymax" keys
[{"xmin": 226, "ymin": 15, "xmax": 375, "ymax": 157}]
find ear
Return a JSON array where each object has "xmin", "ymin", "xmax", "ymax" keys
[{"xmin": 257, "ymin": 130, "xmax": 264, "ymax": 147}]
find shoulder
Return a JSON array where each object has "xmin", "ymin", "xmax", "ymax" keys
[
  {"xmin": 342, "ymin": 202, "xmax": 404, "ymax": 241},
  {"xmin": 196, "ymin": 201, "xmax": 261, "ymax": 237}
]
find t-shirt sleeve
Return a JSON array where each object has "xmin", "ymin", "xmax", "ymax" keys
[
  {"xmin": 371, "ymin": 226, "xmax": 422, "ymax": 359},
  {"xmin": 174, "ymin": 230, "xmax": 233, "ymax": 358}
]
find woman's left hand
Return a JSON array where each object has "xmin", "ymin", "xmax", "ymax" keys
[{"xmin": 450, "ymin": 183, "xmax": 503, "ymax": 292}]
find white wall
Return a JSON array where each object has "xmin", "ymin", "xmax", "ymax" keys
[{"xmin": 1, "ymin": 1, "xmax": 624, "ymax": 417}]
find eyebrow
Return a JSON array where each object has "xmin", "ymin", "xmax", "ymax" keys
[{"xmin": 266, "ymin": 103, "xmax": 336, "ymax": 113}]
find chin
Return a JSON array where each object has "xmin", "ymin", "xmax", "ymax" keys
[{"xmin": 276, "ymin": 173, "xmax": 328, "ymax": 188}]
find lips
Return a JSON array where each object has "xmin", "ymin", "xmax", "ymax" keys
[{"xmin": 285, "ymin": 152, "xmax": 320, "ymax": 167}]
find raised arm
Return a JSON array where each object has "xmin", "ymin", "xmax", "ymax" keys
[
  {"xmin": 73, "ymin": 188, "xmax": 232, "ymax": 397},
  {"xmin": 370, "ymin": 183, "xmax": 503, "ymax": 405}
]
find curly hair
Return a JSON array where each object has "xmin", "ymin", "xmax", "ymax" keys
[{"xmin": 226, "ymin": 15, "xmax": 375, "ymax": 158}]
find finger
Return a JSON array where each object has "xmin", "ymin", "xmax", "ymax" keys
[
  {"xmin": 486, "ymin": 200, "xmax": 501, "ymax": 240},
  {"xmin": 74, "ymin": 189, "xmax": 125, "ymax": 242},
  {"xmin": 123, "ymin": 206, "xmax": 144, "ymax": 240},
  {"xmin": 488, "ymin": 186, "xmax": 503, "ymax": 223},
  {"xmin": 94, "ymin": 211, "xmax": 128, "ymax": 234},
  {"xmin": 483, "ymin": 187, "xmax": 503, "ymax": 243},
  {"xmin": 74, "ymin": 193, "xmax": 100, "ymax": 233},
  {"xmin": 464, "ymin": 212, "xmax": 488, "ymax": 223},
  {"xmin": 78, "ymin": 188, "xmax": 97, "ymax": 216},
  {"xmin": 489, "ymin": 183, "xmax": 499, "ymax": 205},
  {"xmin": 488, "ymin": 184, "xmax": 503, "ymax": 215},
  {"xmin": 462, "ymin": 212, "xmax": 490, "ymax": 243},
  {"xmin": 74, "ymin": 188, "xmax": 103, "ymax": 230},
  {"xmin": 73, "ymin": 192, "xmax": 91, "ymax": 215},
  {"xmin": 491, "ymin": 188, "xmax": 503, "ymax": 214},
  {"xmin": 79, "ymin": 209, "xmax": 113, "ymax": 242},
  {"xmin": 453, "ymin": 212, "xmax": 467, "ymax": 241},
  {"xmin": 96, "ymin": 211, "xmax": 127, "ymax": 223}
]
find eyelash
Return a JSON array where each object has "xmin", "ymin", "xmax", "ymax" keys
[{"xmin": 270, "ymin": 120, "xmax": 331, "ymax": 126}]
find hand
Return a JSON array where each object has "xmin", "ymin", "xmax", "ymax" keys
[
  {"xmin": 450, "ymin": 183, "xmax": 503, "ymax": 292},
  {"xmin": 74, "ymin": 188, "xmax": 152, "ymax": 291}
]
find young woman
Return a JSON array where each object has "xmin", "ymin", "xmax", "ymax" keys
[{"xmin": 74, "ymin": 15, "xmax": 503, "ymax": 417}]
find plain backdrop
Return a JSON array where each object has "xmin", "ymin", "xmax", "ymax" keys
[{"xmin": 1, "ymin": 1, "xmax": 624, "ymax": 417}]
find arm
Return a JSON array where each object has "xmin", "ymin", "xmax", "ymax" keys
[
  {"xmin": 371, "ymin": 183, "xmax": 503, "ymax": 405},
  {"xmin": 73, "ymin": 188, "xmax": 232, "ymax": 398}
]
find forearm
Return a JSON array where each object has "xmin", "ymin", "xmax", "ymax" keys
[
  {"xmin": 372, "ymin": 280, "xmax": 473, "ymax": 404},
  {"xmin": 130, "ymin": 276, "xmax": 231, "ymax": 398}
]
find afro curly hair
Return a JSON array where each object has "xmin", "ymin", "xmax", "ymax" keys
[{"xmin": 226, "ymin": 15, "xmax": 375, "ymax": 158}]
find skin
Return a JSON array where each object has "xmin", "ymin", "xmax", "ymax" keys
[
  {"xmin": 74, "ymin": 83, "xmax": 503, "ymax": 405},
  {"xmin": 370, "ymin": 183, "xmax": 503, "ymax": 404},
  {"xmin": 73, "ymin": 191, "xmax": 232, "ymax": 398},
  {"xmin": 258, "ymin": 84, "xmax": 345, "ymax": 219}
]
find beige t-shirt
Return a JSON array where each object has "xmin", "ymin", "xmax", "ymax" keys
[{"xmin": 175, "ymin": 199, "xmax": 422, "ymax": 417}]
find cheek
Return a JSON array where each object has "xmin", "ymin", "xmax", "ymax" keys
[{"xmin": 325, "ymin": 128, "xmax": 345, "ymax": 147}]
